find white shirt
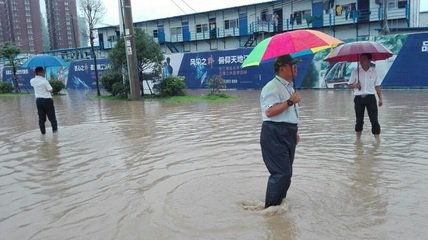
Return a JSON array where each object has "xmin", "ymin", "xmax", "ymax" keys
[
  {"xmin": 348, "ymin": 66, "xmax": 380, "ymax": 95},
  {"xmin": 30, "ymin": 75, "xmax": 53, "ymax": 98},
  {"xmin": 260, "ymin": 75, "xmax": 299, "ymax": 124}
]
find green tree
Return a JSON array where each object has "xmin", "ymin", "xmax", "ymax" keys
[
  {"xmin": 108, "ymin": 28, "xmax": 163, "ymax": 95},
  {"xmin": 0, "ymin": 43, "xmax": 21, "ymax": 93}
]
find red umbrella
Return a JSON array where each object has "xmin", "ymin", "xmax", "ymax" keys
[
  {"xmin": 324, "ymin": 41, "xmax": 393, "ymax": 62},
  {"xmin": 324, "ymin": 41, "xmax": 393, "ymax": 89}
]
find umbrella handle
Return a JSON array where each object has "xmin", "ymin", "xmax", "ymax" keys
[
  {"xmin": 291, "ymin": 73, "xmax": 300, "ymax": 107},
  {"xmin": 357, "ymin": 61, "xmax": 361, "ymax": 90}
]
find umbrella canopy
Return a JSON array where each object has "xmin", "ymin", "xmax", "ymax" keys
[
  {"xmin": 324, "ymin": 41, "xmax": 393, "ymax": 62},
  {"xmin": 241, "ymin": 29, "xmax": 342, "ymax": 68},
  {"xmin": 21, "ymin": 55, "xmax": 67, "ymax": 68}
]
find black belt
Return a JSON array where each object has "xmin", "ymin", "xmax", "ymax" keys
[
  {"xmin": 356, "ymin": 94, "xmax": 375, "ymax": 98},
  {"xmin": 265, "ymin": 121, "xmax": 297, "ymax": 127}
]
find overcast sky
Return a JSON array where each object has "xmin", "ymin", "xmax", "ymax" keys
[
  {"xmin": 96, "ymin": 0, "xmax": 274, "ymax": 27},
  {"xmin": 74, "ymin": 0, "xmax": 428, "ymax": 27}
]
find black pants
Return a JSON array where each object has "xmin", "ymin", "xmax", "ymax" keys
[
  {"xmin": 354, "ymin": 95, "xmax": 380, "ymax": 135},
  {"xmin": 260, "ymin": 121, "xmax": 298, "ymax": 208},
  {"xmin": 36, "ymin": 98, "xmax": 57, "ymax": 134}
]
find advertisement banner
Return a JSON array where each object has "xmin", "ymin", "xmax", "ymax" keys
[
  {"xmin": 66, "ymin": 59, "xmax": 111, "ymax": 89},
  {"xmin": 2, "ymin": 33, "xmax": 426, "ymax": 91},
  {"xmin": 164, "ymin": 33, "xmax": 428, "ymax": 89},
  {"xmin": 1, "ymin": 67, "xmax": 34, "ymax": 90},
  {"xmin": 310, "ymin": 33, "xmax": 428, "ymax": 89},
  {"xmin": 164, "ymin": 48, "xmax": 314, "ymax": 89}
]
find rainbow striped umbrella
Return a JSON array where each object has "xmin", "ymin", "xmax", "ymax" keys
[{"xmin": 241, "ymin": 29, "xmax": 342, "ymax": 68}]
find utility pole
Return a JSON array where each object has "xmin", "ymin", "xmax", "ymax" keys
[
  {"xmin": 121, "ymin": 0, "xmax": 140, "ymax": 100},
  {"xmin": 89, "ymin": 25, "xmax": 101, "ymax": 96}
]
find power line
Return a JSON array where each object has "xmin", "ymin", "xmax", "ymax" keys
[
  {"xmin": 179, "ymin": 0, "xmax": 197, "ymax": 13},
  {"xmin": 169, "ymin": 0, "xmax": 187, "ymax": 15}
]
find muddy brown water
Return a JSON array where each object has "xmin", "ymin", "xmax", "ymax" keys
[{"xmin": 1, "ymin": 89, "xmax": 427, "ymax": 240}]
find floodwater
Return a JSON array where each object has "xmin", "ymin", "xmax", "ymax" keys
[{"xmin": 1, "ymin": 89, "xmax": 427, "ymax": 240}]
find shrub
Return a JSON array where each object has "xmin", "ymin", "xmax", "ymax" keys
[
  {"xmin": 0, "ymin": 81, "xmax": 14, "ymax": 93},
  {"xmin": 49, "ymin": 79, "xmax": 65, "ymax": 95},
  {"xmin": 101, "ymin": 71, "xmax": 123, "ymax": 94},
  {"xmin": 159, "ymin": 76, "xmax": 186, "ymax": 97},
  {"xmin": 111, "ymin": 81, "xmax": 129, "ymax": 97},
  {"xmin": 208, "ymin": 75, "xmax": 226, "ymax": 96}
]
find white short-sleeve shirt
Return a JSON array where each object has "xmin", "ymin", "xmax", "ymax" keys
[
  {"xmin": 260, "ymin": 75, "xmax": 299, "ymax": 124},
  {"xmin": 348, "ymin": 66, "xmax": 380, "ymax": 95},
  {"xmin": 30, "ymin": 76, "xmax": 53, "ymax": 98}
]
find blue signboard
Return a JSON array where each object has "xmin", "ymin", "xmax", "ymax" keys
[
  {"xmin": 382, "ymin": 33, "xmax": 428, "ymax": 88},
  {"xmin": 1, "ymin": 67, "xmax": 34, "ymax": 90},
  {"xmin": 66, "ymin": 59, "xmax": 111, "ymax": 89},
  {"xmin": 2, "ymin": 33, "xmax": 426, "ymax": 92},
  {"xmin": 169, "ymin": 48, "xmax": 312, "ymax": 89}
]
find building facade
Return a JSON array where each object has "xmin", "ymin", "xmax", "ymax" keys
[
  {"xmin": 45, "ymin": 0, "xmax": 80, "ymax": 51},
  {"xmin": 97, "ymin": 0, "xmax": 422, "ymax": 54},
  {"xmin": 0, "ymin": 0, "xmax": 43, "ymax": 54}
]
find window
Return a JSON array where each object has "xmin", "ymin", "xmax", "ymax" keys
[
  {"xmin": 387, "ymin": 0, "xmax": 407, "ymax": 9},
  {"xmin": 224, "ymin": 19, "xmax": 238, "ymax": 29},
  {"xmin": 196, "ymin": 23, "xmax": 208, "ymax": 33},
  {"xmin": 261, "ymin": 9, "xmax": 268, "ymax": 21},
  {"xmin": 302, "ymin": 9, "xmax": 311, "ymax": 18},
  {"xmin": 397, "ymin": 0, "xmax": 407, "ymax": 8},
  {"xmin": 153, "ymin": 29, "xmax": 158, "ymax": 38},
  {"xmin": 170, "ymin": 27, "xmax": 182, "ymax": 35},
  {"xmin": 387, "ymin": 0, "xmax": 397, "ymax": 9}
]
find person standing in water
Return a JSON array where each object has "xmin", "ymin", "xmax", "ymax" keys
[
  {"xmin": 348, "ymin": 53, "xmax": 383, "ymax": 141},
  {"xmin": 30, "ymin": 66, "xmax": 58, "ymax": 135},
  {"xmin": 259, "ymin": 55, "xmax": 301, "ymax": 208}
]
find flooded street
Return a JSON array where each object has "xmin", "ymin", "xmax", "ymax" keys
[{"xmin": 1, "ymin": 89, "xmax": 428, "ymax": 240}]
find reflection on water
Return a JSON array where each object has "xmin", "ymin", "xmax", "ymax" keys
[{"xmin": 1, "ymin": 89, "xmax": 428, "ymax": 240}]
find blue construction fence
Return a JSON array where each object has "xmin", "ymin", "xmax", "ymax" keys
[{"xmin": 2, "ymin": 32, "xmax": 428, "ymax": 90}]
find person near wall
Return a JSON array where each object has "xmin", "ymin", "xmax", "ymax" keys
[
  {"xmin": 30, "ymin": 66, "xmax": 58, "ymax": 135},
  {"xmin": 272, "ymin": 13, "xmax": 279, "ymax": 32},
  {"xmin": 348, "ymin": 53, "xmax": 383, "ymax": 141},
  {"xmin": 259, "ymin": 55, "xmax": 301, "ymax": 208}
]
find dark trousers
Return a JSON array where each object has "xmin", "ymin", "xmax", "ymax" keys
[
  {"xmin": 36, "ymin": 98, "xmax": 57, "ymax": 134},
  {"xmin": 354, "ymin": 95, "xmax": 380, "ymax": 135},
  {"xmin": 260, "ymin": 121, "xmax": 298, "ymax": 208}
]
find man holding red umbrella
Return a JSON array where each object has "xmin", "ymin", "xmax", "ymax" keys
[
  {"xmin": 260, "ymin": 55, "xmax": 301, "ymax": 208},
  {"xmin": 324, "ymin": 41, "xmax": 392, "ymax": 141},
  {"xmin": 348, "ymin": 53, "xmax": 383, "ymax": 141}
]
